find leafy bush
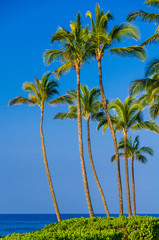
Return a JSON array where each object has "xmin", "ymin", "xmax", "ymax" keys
[{"xmin": 3, "ymin": 216, "xmax": 159, "ymax": 240}]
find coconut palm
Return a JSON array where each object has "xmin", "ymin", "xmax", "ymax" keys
[
  {"xmin": 130, "ymin": 58, "xmax": 159, "ymax": 119},
  {"xmin": 54, "ymin": 85, "xmax": 110, "ymax": 217},
  {"xmin": 8, "ymin": 72, "xmax": 72, "ymax": 222},
  {"xmin": 86, "ymin": 4, "xmax": 146, "ymax": 216},
  {"xmin": 97, "ymin": 97, "xmax": 159, "ymax": 216},
  {"xmin": 111, "ymin": 135, "xmax": 154, "ymax": 216},
  {"xmin": 127, "ymin": 0, "xmax": 159, "ymax": 46},
  {"xmin": 43, "ymin": 13, "xmax": 94, "ymax": 217}
]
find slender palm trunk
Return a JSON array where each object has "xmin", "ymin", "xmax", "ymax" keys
[
  {"xmin": 87, "ymin": 119, "xmax": 110, "ymax": 217},
  {"xmin": 97, "ymin": 58, "xmax": 123, "ymax": 216},
  {"xmin": 76, "ymin": 68, "xmax": 94, "ymax": 217},
  {"xmin": 40, "ymin": 107, "xmax": 61, "ymax": 222},
  {"xmin": 131, "ymin": 156, "xmax": 136, "ymax": 216},
  {"xmin": 123, "ymin": 131, "xmax": 132, "ymax": 217}
]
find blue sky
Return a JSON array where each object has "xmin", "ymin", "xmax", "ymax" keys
[{"xmin": 1, "ymin": 0, "xmax": 159, "ymax": 215}]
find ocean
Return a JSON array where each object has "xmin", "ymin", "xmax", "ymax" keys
[{"xmin": 0, "ymin": 214, "xmax": 159, "ymax": 237}]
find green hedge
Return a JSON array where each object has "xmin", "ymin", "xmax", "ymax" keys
[{"xmin": 3, "ymin": 216, "xmax": 159, "ymax": 240}]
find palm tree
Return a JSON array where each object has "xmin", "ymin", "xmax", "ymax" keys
[
  {"xmin": 8, "ymin": 72, "xmax": 71, "ymax": 222},
  {"xmin": 86, "ymin": 4, "xmax": 146, "ymax": 216},
  {"xmin": 54, "ymin": 85, "xmax": 110, "ymax": 217},
  {"xmin": 111, "ymin": 136, "xmax": 154, "ymax": 216},
  {"xmin": 97, "ymin": 97, "xmax": 159, "ymax": 216},
  {"xmin": 127, "ymin": 0, "xmax": 159, "ymax": 46},
  {"xmin": 129, "ymin": 58, "xmax": 159, "ymax": 119},
  {"xmin": 43, "ymin": 13, "xmax": 94, "ymax": 217}
]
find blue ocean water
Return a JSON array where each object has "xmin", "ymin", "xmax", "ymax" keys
[{"xmin": 0, "ymin": 214, "xmax": 159, "ymax": 237}]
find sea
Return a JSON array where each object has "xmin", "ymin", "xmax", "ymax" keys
[{"xmin": 0, "ymin": 214, "xmax": 159, "ymax": 237}]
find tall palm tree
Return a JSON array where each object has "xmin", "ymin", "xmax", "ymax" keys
[
  {"xmin": 129, "ymin": 59, "xmax": 159, "ymax": 119},
  {"xmin": 43, "ymin": 14, "xmax": 94, "ymax": 217},
  {"xmin": 54, "ymin": 85, "xmax": 110, "ymax": 217},
  {"xmin": 127, "ymin": 0, "xmax": 159, "ymax": 46},
  {"xmin": 97, "ymin": 97, "xmax": 159, "ymax": 216},
  {"xmin": 8, "ymin": 72, "xmax": 71, "ymax": 222},
  {"xmin": 86, "ymin": 4, "xmax": 146, "ymax": 216},
  {"xmin": 111, "ymin": 136, "xmax": 154, "ymax": 216}
]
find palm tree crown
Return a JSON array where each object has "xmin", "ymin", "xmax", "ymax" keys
[
  {"xmin": 87, "ymin": 4, "xmax": 146, "ymax": 61},
  {"xmin": 129, "ymin": 59, "xmax": 159, "ymax": 120},
  {"xmin": 97, "ymin": 97, "xmax": 159, "ymax": 134},
  {"xmin": 9, "ymin": 72, "xmax": 71, "ymax": 109},
  {"xmin": 43, "ymin": 13, "xmax": 91, "ymax": 76},
  {"xmin": 54, "ymin": 85, "xmax": 103, "ymax": 121},
  {"xmin": 111, "ymin": 135, "xmax": 154, "ymax": 163}
]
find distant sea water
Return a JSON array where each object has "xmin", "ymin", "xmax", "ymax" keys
[{"xmin": 0, "ymin": 214, "xmax": 159, "ymax": 237}]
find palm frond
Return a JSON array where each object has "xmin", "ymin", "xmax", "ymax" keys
[
  {"xmin": 110, "ymin": 23, "xmax": 140, "ymax": 42},
  {"xmin": 54, "ymin": 61, "xmax": 74, "ymax": 79},
  {"xmin": 111, "ymin": 153, "xmax": 124, "ymax": 162},
  {"xmin": 23, "ymin": 82, "xmax": 39, "ymax": 97},
  {"xmin": 97, "ymin": 118, "xmax": 109, "ymax": 133},
  {"xmin": 9, "ymin": 96, "xmax": 36, "ymax": 106},
  {"xmin": 131, "ymin": 120, "xmax": 159, "ymax": 133},
  {"xmin": 136, "ymin": 146, "xmax": 154, "ymax": 156},
  {"xmin": 135, "ymin": 154, "xmax": 148, "ymax": 163},
  {"xmin": 129, "ymin": 78, "xmax": 154, "ymax": 95},
  {"xmin": 53, "ymin": 112, "xmax": 77, "ymax": 120},
  {"xmin": 108, "ymin": 98, "xmax": 126, "ymax": 124},
  {"xmin": 50, "ymin": 27, "xmax": 74, "ymax": 45},
  {"xmin": 91, "ymin": 112, "xmax": 105, "ymax": 121},
  {"xmin": 108, "ymin": 46, "xmax": 146, "ymax": 61},
  {"xmin": 149, "ymin": 102, "xmax": 159, "ymax": 119},
  {"xmin": 43, "ymin": 49, "xmax": 66, "ymax": 65},
  {"xmin": 145, "ymin": 0, "xmax": 159, "ymax": 8},
  {"xmin": 145, "ymin": 57, "xmax": 159, "ymax": 77},
  {"xmin": 127, "ymin": 10, "xmax": 159, "ymax": 24},
  {"xmin": 48, "ymin": 94, "xmax": 73, "ymax": 105},
  {"xmin": 141, "ymin": 32, "xmax": 159, "ymax": 46}
]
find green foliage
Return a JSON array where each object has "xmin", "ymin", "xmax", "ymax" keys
[
  {"xmin": 87, "ymin": 5, "xmax": 145, "ymax": 60},
  {"xmin": 9, "ymin": 72, "xmax": 71, "ymax": 109},
  {"xmin": 145, "ymin": 57, "xmax": 159, "ymax": 77},
  {"xmin": 43, "ymin": 13, "xmax": 91, "ymax": 78},
  {"xmin": 54, "ymin": 84, "xmax": 104, "ymax": 122},
  {"xmin": 3, "ymin": 216, "xmax": 159, "ymax": 240},
  {"xmin": 127, "ymin": 0, "xmax": 159, "ymax": 45},
  {"xmin": 97, "ymin": 97, "xmax": 159, "ymax": 134},
  {"xmin": 129, "ymin": 69, "xmax": 159, "ymax": 120},
  {"xmin": 127, "ymin": 10, "xmax": 159, "ymax": 25},
  {"xmin": 111, "ymin": 135, "xmax": 154, "ymax": 163}
]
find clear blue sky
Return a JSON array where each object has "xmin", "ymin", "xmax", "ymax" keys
[{"xmin": 1, "ymin": 0, "xmax": 159, "ymax": 215}]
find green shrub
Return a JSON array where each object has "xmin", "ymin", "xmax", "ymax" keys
[{"xmin": 3, "ymin": 216, "xmax": 159, "ymax": 240}]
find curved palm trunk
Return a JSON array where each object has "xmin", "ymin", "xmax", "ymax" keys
[
  {"xmin": 87, "ymin": 119, "xmax": 110, "ymax": 217},
  {"xmin": 76, "ymin": 68, "xmax": 94, "ymax": 217},
  {"xmin": 131, "ymin": 156, "xmax": 136, "ymax": 216},
  {"xmin": 98, "ymin": 58, "xmax": 123, "ymax": 216},
  {"xmin": 40, "ymin": 107, "xmax": 61, "ymax": 222},
  {"xmin": 124, "ymin": 131, "xmax": 132, "ymax": 217}
]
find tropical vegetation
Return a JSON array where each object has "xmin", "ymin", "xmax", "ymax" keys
[
  {"xmin": 43, "ymin": 13, "xmax": 94, "ymax": 217},
  {"xmin": 54, "ymin": 85, "xmax": 110, "ymax": 217},
  {"xmin": 7, "ymin": 0, "xmax": 159, "ymax": 237},
  {"xmin": 8, "ymin": 72, "xmax": 72, "ymax": 222},
  {"xmin": 3, "ymin": 216, "xmax": 159, "ymax": 240},
  {"xmin": 86, "ymin": 5, "xmax": 146, "ymax": 217},
  {"xmin": 111, "ymin": 136, "xmax": 154, "ymax": 216},
  {"xmin": 97, "ymin": 97, "xmax": 159, "ymax": 216},
  {"xmin": 127, "ymin": 0, "xmax": 159, "ymax": 46}
]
